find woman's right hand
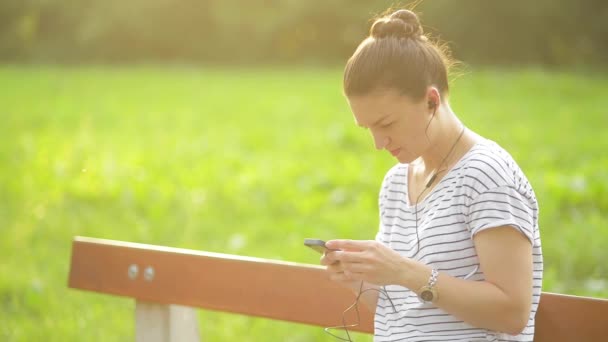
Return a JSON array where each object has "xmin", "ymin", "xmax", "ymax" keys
[{"xmin": 321, "ymin": 250, "xmax": 362, "ymax": 293}]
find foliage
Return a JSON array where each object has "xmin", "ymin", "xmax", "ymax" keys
[
  {"xmin": 0, "ymin": 66, "xmax": 607, "ymax": 341},
  {"xmin": 1, "ymin": 0, "xmax": 607, "ymax": 66}
]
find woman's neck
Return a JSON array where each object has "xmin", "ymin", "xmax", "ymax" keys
[{"xmin": 414, "ymin": 108, "xmax": 473, "ymax": 175}]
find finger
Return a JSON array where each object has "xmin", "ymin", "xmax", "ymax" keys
[
  {"xmin": 345, "ymin": 269, "xmax": 367, "ymax": 282},
  {"xmin": 326, "ymin": 239, "xmax": 374, "ymax": 251},
  {"xmin": 320, "ymin": 254, "xmax": 331, "ymax": 266},
  {"xmin": 329, "ymin": 272, "xmax": 347, "ymax": 282},
  {"xmin": 342, "ymin": 262, "xmax": 371, "ymax": 273},
  {"xmin": 332, "ymin": 250, "xmax": 365, "ymax": 263},
  {"xmin": 324, "ymin": 250, "xmax": 339, "ymax": 261},
  {"xmin": 331, "ymin": 270, "xmax": 364, "ymax": 282},
  {"xmin": 327, "ymin": 263, "xmax": 345, "ymax": 273},
  {"xmin": 330, "ymin": 271, "xmax": 358, "ymax": 282},
  {"xmin": 320, "ymin": 253, "xmax": 340, "ymax": 266}
]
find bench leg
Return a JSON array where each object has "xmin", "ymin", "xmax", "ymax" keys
[{"xmin": 135, "ymin": 300, "xmax": 200, "ymax": 342}]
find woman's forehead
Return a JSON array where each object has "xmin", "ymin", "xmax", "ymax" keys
[
  {"xmin": 348, "ymin": 89, "xmax": 418, "ymax": 107},
  {"xmin": 348, "ymin": 91, "xmax": 416, "ymax": 113},
  {"xmin": 348, "ymin": 93, "xmax": 410, "ymax": 128}
]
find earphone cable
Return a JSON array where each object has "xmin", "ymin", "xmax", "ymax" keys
[
  {"xmin": 324, "ymin": 281, "xmax": 398, "ymax": 341},
  {"xmin": 326, "ymin": 108, "xmax": 466, "ymax": 341},
  {"xmin": 413, "ymin": 124, "xmax": 465, "ymax": 257}
]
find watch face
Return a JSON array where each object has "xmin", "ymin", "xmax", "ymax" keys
[{"xmin": 421, "ymin": 290, "xmax": 434, "ymax": 302}]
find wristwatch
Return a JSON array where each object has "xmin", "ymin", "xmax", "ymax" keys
[{"xmin": 418, "ymin": 268, "xmax": 439, "ymax": 304}]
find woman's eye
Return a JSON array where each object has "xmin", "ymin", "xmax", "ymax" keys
[{"xmin": 381, "ymin": 122, "xmax": 392, "ymax": 128}]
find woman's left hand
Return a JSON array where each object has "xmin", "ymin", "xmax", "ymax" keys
[{"xmin": 325, "ymin": 239, "xmax": 416, "ymax": 286}]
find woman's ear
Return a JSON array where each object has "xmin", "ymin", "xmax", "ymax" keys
[{"xmin": 426, "ymin": 87, "xmax": 441, "ymax": 110}]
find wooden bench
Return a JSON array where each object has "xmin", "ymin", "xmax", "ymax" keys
[{"xmin": 68, "ymin": 236, "xmax": 608, "ymax": 341}]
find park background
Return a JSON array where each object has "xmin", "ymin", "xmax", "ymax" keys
[{"xmin": 1, "ymin": 0, "xmax": 607, "ymax": 340}]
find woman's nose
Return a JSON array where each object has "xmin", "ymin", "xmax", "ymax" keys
[{"xmin": 373, "ymin": 132, "xmax": 390, "ymax": 150}]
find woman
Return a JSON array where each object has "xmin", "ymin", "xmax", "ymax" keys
[{"xmin": 321, "ymin": 8, "xmax": 543, "ymax": 342}]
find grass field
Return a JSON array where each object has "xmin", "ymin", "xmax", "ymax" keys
[{"xmin": 1, "ymin": 65, "xmax": 607, "ymax": 341}]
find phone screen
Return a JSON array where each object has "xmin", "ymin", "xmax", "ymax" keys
[{"xmin": 304, "ymin": 238, "xmax": 332, "ymax": 254}]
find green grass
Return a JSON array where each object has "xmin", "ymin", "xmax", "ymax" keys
[{"xmin": 1, "ymin": 65, "xmax": 607, "ymax": 341}]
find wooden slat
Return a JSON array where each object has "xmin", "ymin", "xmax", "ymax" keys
[
  {"xmin": 68, "ymin": 236, "xmax": 608, "ymax": 341},
  {"xmin": 534, "ymin": 292, "xmax": 608, "ymax": 341},
  {"xmin": 67, "ymin": 236, "xmax": 374, "ymax": 333}
]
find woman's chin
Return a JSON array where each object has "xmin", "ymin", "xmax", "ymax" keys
[{"xmin": 396, "ymin": 154, "xmax": 416, "ymax": 164}]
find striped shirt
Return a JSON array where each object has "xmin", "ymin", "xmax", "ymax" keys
[{"xmin": 374, "ymin": 139, "xmax": 543, "ymax": 342}]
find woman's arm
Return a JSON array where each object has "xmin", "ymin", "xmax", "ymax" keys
[
  {"xmin": 403, "ymin": 226, "xmax": 533, "ymax": 334},
  {"xmin": 326, "ymin": 226, "xmax": 533, "ymax": 335}
]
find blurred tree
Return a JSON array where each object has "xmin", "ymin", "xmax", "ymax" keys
[{"xmin": 0, "ymin": 0, "xmax": 605, "ymax": 66}]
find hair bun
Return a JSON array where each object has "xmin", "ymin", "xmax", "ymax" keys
[{"xmin": 370, "ymin": 9, "xmax": 424, "ymax": 39}]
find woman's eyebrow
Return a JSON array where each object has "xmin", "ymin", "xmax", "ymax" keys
[
  {"xmin": 370, "ymin": 114, "xmax": 391, "ymax": 127},
  {"xmin": 355, "ymin": 114, "xmax": 391, "ymax": 128}
]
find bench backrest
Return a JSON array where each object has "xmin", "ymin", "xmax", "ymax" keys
[{"xmin": 68, "ymin": 236, "xmax": 608, "ymax": 341}]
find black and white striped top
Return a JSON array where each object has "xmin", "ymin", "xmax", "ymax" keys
[{"xmin": 374, "ymin": 139, "xmax": 543, "ymax": 342}]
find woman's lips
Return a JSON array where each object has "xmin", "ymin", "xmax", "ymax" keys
[{"xmin": 390, "ymin": 148, "xmax": 401, "ymax": 157}]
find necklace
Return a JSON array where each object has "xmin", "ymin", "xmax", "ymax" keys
[
  {"xmin": 423, "ymin": 124, "xmax": 466, "ymax": 189},
  {"xmin": 412, "ymin": 124, "xmax": 466, "ymax": 257}
]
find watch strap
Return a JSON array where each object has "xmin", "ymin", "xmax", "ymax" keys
[{"xmin": 427, "ymin": 268, "xmax": 439, "ymax": 288}]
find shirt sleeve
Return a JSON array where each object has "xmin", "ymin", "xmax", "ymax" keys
[
  {"xmin": 376, "ymin": 186, "xmax": 387, "ymax": 245},
  {"xmin": 466, "ymin": 185, "xmax": 537, "ymax": 245},
  {"xmin": 375, "ymin": 167, "xmax": 394, "ymax": 245}
]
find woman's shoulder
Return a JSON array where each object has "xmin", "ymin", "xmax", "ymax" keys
[
  {"xmin": 460, "ymin": 138, "xmax": 532, "ymax": 192},
  {"xmin": 382, "ymin": 162, "xmax": 408, "ymax": 185}
]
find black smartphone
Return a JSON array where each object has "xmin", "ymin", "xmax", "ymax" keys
[{"xmin": 304, "ymin": 238, "xmax": 335, "ymax": 254}]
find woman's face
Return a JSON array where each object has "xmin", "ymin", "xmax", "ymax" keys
[{"xmin": 347, "ymin": 89, "xmax": 433, "ymax": 163}]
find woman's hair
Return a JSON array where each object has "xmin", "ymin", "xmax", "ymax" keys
[{"xmin": 343, "ymin": 8, "xmax": 456, "ymax": 101}]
